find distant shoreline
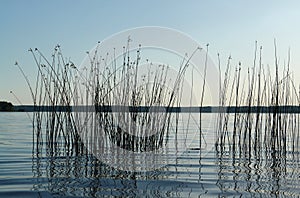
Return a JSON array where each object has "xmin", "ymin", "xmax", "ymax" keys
[{"xmin": 6, "ymin": 105, "xmax": 300, "ymax": 113}]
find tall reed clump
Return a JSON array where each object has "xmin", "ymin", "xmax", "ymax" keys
[
  {"xmin": 16, "ymin": 41, "xmax": 209, "ymax": 194},
  {"xmin": 216, "ymin": 41, "xmax": 300, "ymax": 167},
  {"xmin": 15, "ymin": 39, "xmax": 206, "ymax": 166},
  {"xmin": 15, "ymin": 45, "xmax": 86, "ymax": 157},
  {"xmin": 92, "ymin": 42, "xmax": 199, "ymax": 152}
]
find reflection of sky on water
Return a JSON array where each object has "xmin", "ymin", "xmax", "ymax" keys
[{"xmin": 1, "ymin": 112, "xmax": 300, "ymax": 197}]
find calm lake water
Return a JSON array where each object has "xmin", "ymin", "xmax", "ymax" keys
[{"xmin": 1, "ymin": 112, "xmax": 300, "ymax": 197}]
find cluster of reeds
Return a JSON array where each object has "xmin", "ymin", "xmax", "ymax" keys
[
  {"xmin": 92, "ymin": 42, "xmax": 193, "ymax": 152},
  {"xmin": 15, "ymin": 45, "xmax": 85, "ymax": 156},
  {"xmin": 17, "ymin": 39, "xmax": 300, "ymax": 195},
  {"xmin": 216, "ymin": 41, "xmax": 300, "ymax": 164},
  {"xmin": 15, "ymin": 39, "xmax": 206, "ymax": 164},
  {"xmin": 214, "ymin": 41, "xmax": 300, "ymax": 195}
]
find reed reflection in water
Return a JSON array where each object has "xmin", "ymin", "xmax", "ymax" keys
[
  {"xmin": 216, "ymin": 113, "xmax": 300, "ymax": 197},
  {"xmin": 28, "ymin": 112, "xmax": 300, "ymax": 197},
  {"xmin": 31, "ymin": 112, "xmax": 209, "ymax": 197}
]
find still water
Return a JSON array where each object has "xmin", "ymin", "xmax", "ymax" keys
[{"xmin": 0, "ymin": 112, "xmax": 300, "ymax": 197}]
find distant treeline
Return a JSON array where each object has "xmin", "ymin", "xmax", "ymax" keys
[
  {"xmin": 0, "ymin": 101, "xmax": 14, "ymax": 111},
  {"xmin": 8, "ymin": 105, "xmax": 300, "ymax": 113}
]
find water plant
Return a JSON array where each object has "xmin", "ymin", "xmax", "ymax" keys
[
  {"xmin": 15, "ymin": 39, "xmax": 207, "ymax": 172},
  {"xmin": 216, "ymin": 41, "xmax": 300, "ymax": 170}
]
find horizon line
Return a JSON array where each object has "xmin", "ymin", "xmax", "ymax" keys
[{"xmin": 8, "ymin": 105, "xmax": 300, "ymax": 113}]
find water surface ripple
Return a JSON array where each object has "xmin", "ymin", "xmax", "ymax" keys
[{"xmin": 0, "ymin": 113, "xmax": 300, "ymax": 197}]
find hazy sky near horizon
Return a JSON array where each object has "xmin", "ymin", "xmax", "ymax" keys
[{"xmin": 1, "ymin": 1, "xmax": 300, "ymax": 105}]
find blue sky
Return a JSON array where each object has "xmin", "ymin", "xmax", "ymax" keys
[{"xmin": 1, "ymin": 1, "xmax": 300, "ymax": 104}]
